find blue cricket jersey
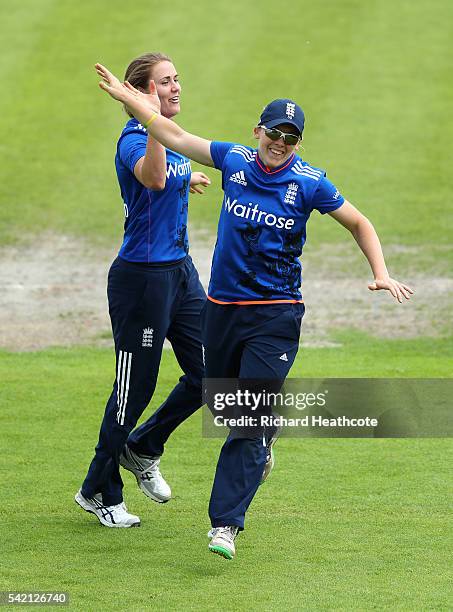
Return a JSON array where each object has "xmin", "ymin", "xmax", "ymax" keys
[
  {"xmin": 208, "ymin": 142, "xmax": 345, "ymax": 303},
  {"xmin": 115, "ymin": 118, "xmax": 192, "ymax": 263}
]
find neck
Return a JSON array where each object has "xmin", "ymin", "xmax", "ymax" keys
[{"xmin": 256, "ymin": 151, "xmax": 294, "ymax": 172}]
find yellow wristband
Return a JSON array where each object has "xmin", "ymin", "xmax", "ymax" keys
[{"xmin": 144, "ymin": 113, "xmax": 158, "ymax": 129}]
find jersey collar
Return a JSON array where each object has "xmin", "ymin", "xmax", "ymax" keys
[{"xmin": 255, "ymin": 152, "xmax": 295, "ymax": 175}]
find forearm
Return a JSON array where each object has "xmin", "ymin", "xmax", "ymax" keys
[
  {"xmin": 124, "ymin": 97, "xmax": 212, "ymax": 166},
  {"xmin": 351, "ymin": 217, "xmax": 389, "ymax": 280},
  {"xmin": 328, "ymin": 200, "xmax": 413, "ymax": 301},
  {"xmin": 147, "ymin": 114, "xmax": 213, "ymax": 166},
  {"xmin": 139, "ymin": 136, "xmax": 166, "ymax": 190}
]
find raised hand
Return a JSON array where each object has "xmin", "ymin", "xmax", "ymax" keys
[
  {"xmin": 95, "ymin": 63, "xmax": 215, "ymax": 167},
  {"xmin": 95, "ymin": 63, "xmax": 159, "ymax": 122},
  {"xmin": 368, "ymin": 277, "xmax": 414, "ymax": 303},
  {"xmin": 95, "ymin": 63, "xmax": 130, "ymax": 102},
  {"xmin": 144, "ymin": 79, "xmax": 161, "ymax": 113}
]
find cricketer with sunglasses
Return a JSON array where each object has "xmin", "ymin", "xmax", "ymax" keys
[{"xmin": 94, "ymin": 64, "xmax": 414, "ymax": 560}]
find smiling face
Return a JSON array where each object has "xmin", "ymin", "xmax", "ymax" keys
[
  {"xmin": 150, "ymin": 60, "xmax": 181, "ymax": 119},
  {"xmin": 253, "ymin": 123, "xmax": 301, "ymax": 169}
]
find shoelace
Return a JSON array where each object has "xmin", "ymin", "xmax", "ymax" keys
[
  {"xmin": 209, "ymin": 526, "xmax": 237, "ymax": 539},
  {"xmin": 126, "ymin": 449, "xmax": 161, "ymax": 474},
  {"xmin": 90, "ymin": 495, "xmax": 129, "ymax": 520},
  {"xmin": 102, "ymin": 501, "xmax": 128, "ymax": 513},
  {"xmin": 140, "ymin": 466, "xmax": 162, "ymax": 481},
  {"xmin": 108, "ymin": 503, "xmax": 132, "ymax": 523},
  {"xmin": 138, "ymin": 458, "xmax": 162, "ymax": 480}
]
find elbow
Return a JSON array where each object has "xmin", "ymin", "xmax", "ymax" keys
[
  {"xmin": 352, "ymin": 215, "xmax": 373, "ymax": 240},
  {"xmin": 143, "ymin": 178, "xmax": 166, "ymax": 191}
]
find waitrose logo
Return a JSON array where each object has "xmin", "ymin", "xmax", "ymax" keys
[{"xmin": 224, "ymin": 197, "xmax": 295, "ymax": 230}]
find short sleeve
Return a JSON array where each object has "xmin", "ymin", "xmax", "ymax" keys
[
  {"xmin": 311, "ymin": 175, "xmax": 345, "ymax": 214},
  {"xmin": 117, "ymin": 132, "xmax": 147, "ymax": 174},
  {"xmin": 210, "ymin": 141, "xmax": 236, "ymax": 170}
]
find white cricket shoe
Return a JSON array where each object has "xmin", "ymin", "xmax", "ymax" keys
[
  {"xmin": 208, "ymin": 526, "xmax": 239, "ymax": 560},
  {"xmin": 120, "ymin": 445, "xmax": 171, "ymax": 503},
  {"xmin": 74, "ymin": 490, "xmax": 140, "ymax": 528}
]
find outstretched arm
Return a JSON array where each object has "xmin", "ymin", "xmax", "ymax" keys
[
  {"xmin": 329, "ymin": 200, "xmax": 414, "ymax": 303},
  {"xmin": 95, "ymin": 63, "xmax": 214, "ymax": 167}
]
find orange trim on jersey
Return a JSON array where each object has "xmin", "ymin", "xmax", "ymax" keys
[
  {"xmin": 207, "ymin": 296, "xmax": 304, "ymax": 306},
  {"xmin": 255, "ymin": 153, "xmax": 295, "ymax": 175}
]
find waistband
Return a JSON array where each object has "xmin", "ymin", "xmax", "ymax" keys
[
  {"xmin": 207, "ymin": 296, "xmax": 304, "ymax": 306},
  {"xmin": 116, "ymin": 254, "xmax": 188, "ymax": 271}
]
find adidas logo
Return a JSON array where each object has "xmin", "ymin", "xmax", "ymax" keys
[
  {"xmin": 279, "ymin": 353, "xmax": 288, "ymax": 362},
  {"xmin": 229, "ymin": 170, "xmax": 247, "ymax": 186}
]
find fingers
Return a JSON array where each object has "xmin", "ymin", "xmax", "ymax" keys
[
  {"xmin": 98, "ymin": 80, "xmax": 118, "ymax": 99},
  {"xmin": 95, "ymin": 63, "xmax": 115, "ymax": 84},
  {"xmin": 123, "ymin": 81, "xmax": 136, "ymax": 93},
  {"xmin": 124, "ymin": 81, "xmax": 143, "ymax": 96},
  {"xmin": 191, "ymin": 185, "xmax": 204, "ymax": 194},
  {"xmin": 368, "ymin": 278, "xmax": 414, "ymax": 303},
  {"xmin": 148, "ymin": 79, "xmax": 157, "ymax": 95},
  {"xmin": 394, "ymin": 284, "xmax": 403, "ymax": 303},
  {"xmin": 98, "ymin": 80, "xmax": 128, "ymax": 102},
  {"xmin": 192, "ymin": 172, "xmax": 211, "ymax": 186},
  {"xmin": 95, "ymin": 63, "xmax": 127, "ymax": 102},
  {"xmin": 398, "ymin": 284, "xmax": 412, "ymax": 300},
  {"xmin": 401, "ymin": 283, "xmax": 414, "ymax": 295},
  {"xmin": 388, "ymin": 283, "xmax": 400, "ymax": 302},
  {"xmin": 389, "ymin": 279, "xmax": 413, "ymax": 302},
  {"xmin": 382, "ymin": 280, "xmax": 401, "ymax": 302}
]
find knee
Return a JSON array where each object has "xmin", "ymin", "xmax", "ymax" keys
[{"xmin": 225, "ymin": 435, "xmax": 267, "ymax": 464}]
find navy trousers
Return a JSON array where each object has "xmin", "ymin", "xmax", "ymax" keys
[
  {"xmin": 201, "ymin": 300, "xmax": 305, "ymax": 530},
  {"xmin": 82, "ymin": 255, "xmax": 205, "ymax": 505}
]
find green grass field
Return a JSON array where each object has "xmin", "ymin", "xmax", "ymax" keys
[
  {"xmin": 1, "ymin": 0, "xmax": 453, "ymax": 609},
  {"xmin": 1, "ymin": 341, "xmax": 452, "ymax": 610},
  {"xmin": 1, "ymin": 0, "xmax": 453, "ymax": 259}
]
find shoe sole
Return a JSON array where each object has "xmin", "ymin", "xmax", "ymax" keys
[
  {"xmin": 74, "ymin": 493, "xmax": 140, "ymax": 528},
  {"xmin": 209, "ymin": 545, "xmax": 234, "ymax": 560}
]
